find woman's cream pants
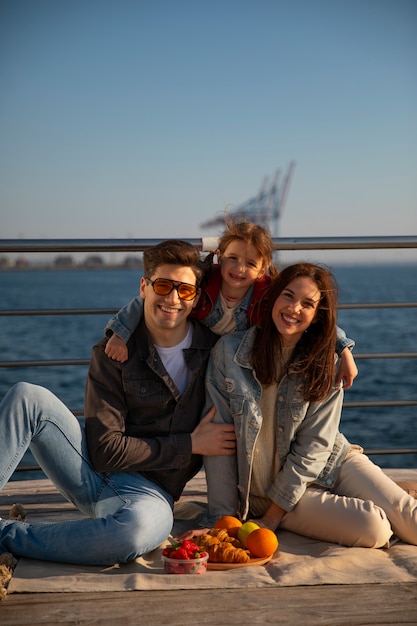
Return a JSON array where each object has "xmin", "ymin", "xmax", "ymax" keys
[{"xmin": 279, "ymin": 450, "xmax": 417, "ymax": 548}]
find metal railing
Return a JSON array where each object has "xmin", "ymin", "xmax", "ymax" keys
[
  {"xmin": 1, "ymin": 235, "xmax": 416, "ymax": 465},
  {"xmin": 2, "ymin": 235, "xmax": 417, "ymax": 253}
]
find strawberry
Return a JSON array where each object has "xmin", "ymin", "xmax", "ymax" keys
[
  {"xmin": 169, "ymin": 547, "xmax": 190, "ymax": 560},
  {"xmin": 181, "ymin": 540, "xmax": 200, "ymax": 555},
  {"xmin": 163, "ymin": 539, "xmax": 207, "ymax": 563},
  {"xmin": 163, "ymin": 541, "xmax": 208, "ymax": 574}
]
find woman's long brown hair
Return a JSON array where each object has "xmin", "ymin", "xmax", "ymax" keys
[{"xmin": 251, "ymin": 263, "xmax": 339, "ymax": 401}]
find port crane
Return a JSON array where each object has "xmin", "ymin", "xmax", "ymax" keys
[{"xmin": 200, "ymin": 161, "xmax": 296, "ymax": 237}]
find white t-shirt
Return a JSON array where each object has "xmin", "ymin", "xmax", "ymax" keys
[{"xmin": 154, "ymin": 324, "xmax": 193, "ymax": 395}]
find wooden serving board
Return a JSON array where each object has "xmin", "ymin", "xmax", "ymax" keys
[{"xmin": 207, "ymin": 554, "xmax": 273, "ymax": 570}]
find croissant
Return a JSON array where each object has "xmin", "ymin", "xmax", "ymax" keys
[
  {"xmin": 193, "ymin": 531, "xmax": 251, "ymax": 564},
  {"xmin": 206, "ymin": 542, "xmax": 250, "ymax": 563},
  {"xmin": 193, "ymin": 531, "xmax": 239, "ymax": 550},
  {"xmin": 194, "ymin": 533, "xmax": 220, "ymax": 549},
  {"xmin": 206, "ymin": 528, "xmax": 241, "ymax": 546}
]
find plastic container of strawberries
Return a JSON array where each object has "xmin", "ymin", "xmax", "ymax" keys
[{"xmin": 162, "ymin": 553, "xmax": 209, "ymax": 575}]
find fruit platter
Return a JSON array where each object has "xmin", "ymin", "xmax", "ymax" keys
[{"xmin": 163, "ymin": 516, "xmax": 279, "ymax": 573}]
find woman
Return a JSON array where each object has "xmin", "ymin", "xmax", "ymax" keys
[{"xmin": 202, "ymin": 262, "xmax": 416, "ymax": 548}]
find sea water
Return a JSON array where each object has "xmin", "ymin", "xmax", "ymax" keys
[{"xmin": 0, "ymin": 264, "xmax": 416, "ymax": 470}]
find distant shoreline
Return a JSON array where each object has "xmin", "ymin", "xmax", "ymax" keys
[
  {"xmin": 1, "ymin": 260, "xmax": 416, "ymax": 271},
  {"xmin": 0, "ymin": 259, "xmax": 144, "ymax": 271},
  {"xmin": 0, "ymin": 264, "xmax": 144, "ymax": 271}
]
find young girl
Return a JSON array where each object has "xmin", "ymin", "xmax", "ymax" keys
[
  {"xmin": 104, "ymin": 220, "xmax": 358, "ymax": 387},
  {"xmin": 201, "ymin": 263, "xmax": 417, "ymax": 547}
]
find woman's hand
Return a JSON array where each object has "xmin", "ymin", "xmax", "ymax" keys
[{"xmin": 250, "ymin": 502, "xmax": 286, "ymax": 532}]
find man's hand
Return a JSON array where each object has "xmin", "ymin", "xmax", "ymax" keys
[{"xmin": 191, "ymin": 406, "xmax": 236, "ymax": 456}]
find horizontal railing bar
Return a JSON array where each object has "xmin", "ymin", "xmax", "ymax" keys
[
  {"xmin": 1, "ymin": 303, "xmax": 417, "ymax": 317},
  {"xmin": 75, "ymin": 404, "xmax": 417, "ymax": 412},
  {"xmin": 0, "ymin": 360, "xmax": 91, "ymax": 367},
  {"xmin": 1, "ymin": 354, "xmax": 417, "ymax": 368},
  {"xmin": 12, "ymin": 447, "xmax": 417, "ymax": 474},
  {"xmin": 8, "ymin": 399, "xmax": 417, "ymax": 416},
  {"xmin": 270, "ymin": 236, "xmax": 417, "ymax": 250},
  {"xmin": 1, "ymin": 235, "xmax": 417, "ymax": 253},
  {"xmin": 70, "ymin": 404, "xmax": 417, "ymax": 414},
  {"xmin": 343, "ymin": 400, "xmax": 417, "ymax": 408},
  {"xmin": 354, "ymin": 353, "xmax": 417, "ymax": 359},
  {"xmin": 0, "ymin": 238, "xmax": 200, "ymax": 253},
  {"xmin": 338, "ymin": 302, "xmax": 417, "ymax": 309},
  {"xmin": 364, "ymin": 449, "xmax": 417, "ymax": 455},
  {"xmin": 0, "ymin": 309, "xmax": 119, "ymax": 316}
]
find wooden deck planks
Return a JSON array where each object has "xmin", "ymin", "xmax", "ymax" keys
[
  {"xmin": 1, "ymin": 585, "xmax": 417, "ymax": 625},
  {"xmin": 1, "ymin": 470, "xmax": 417, "ymax": 625}
]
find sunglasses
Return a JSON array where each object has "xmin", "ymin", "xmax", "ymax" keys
[{"xmin": 145, "ymin": 277, "xmax": 198, "ymax": 301}]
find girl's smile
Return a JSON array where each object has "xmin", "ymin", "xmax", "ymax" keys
[{"xmin": 219, "ymin": 240, "xmax": 264, "ymax": 300}]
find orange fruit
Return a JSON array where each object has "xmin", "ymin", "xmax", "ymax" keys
[
  {"xmin": 246, "ymin": 528, "xmax": 279, "ymax": 558},
  {"xmin": 213, "ymin": 515, "xmax": 242, "ymax": 538}
]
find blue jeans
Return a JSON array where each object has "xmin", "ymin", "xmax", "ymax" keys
[{"xmin": 0, "ymin": 383, "xmax": 174, "ymax": 566}]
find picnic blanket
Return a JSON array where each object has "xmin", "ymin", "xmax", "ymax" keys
[{"xmin": 7, "ymin": 501, "xmax": 417, "ymax": 594}]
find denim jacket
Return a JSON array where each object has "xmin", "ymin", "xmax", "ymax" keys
[
  {"xmin": 201, "ymin": 326, "xmax": 351, "ymax": 526},
  {"xmin": 193, "ymin": 266, "xmax": 271, "ymax": 330}
]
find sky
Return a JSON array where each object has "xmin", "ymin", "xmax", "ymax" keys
[{"xmin": 1, "ymin": 0, "xmax": 416, "ymax": 263}]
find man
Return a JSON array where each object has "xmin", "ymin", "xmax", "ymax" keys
[{"xmin": 0, "ymin": 240, "xmax": 236, "ymax": 565}]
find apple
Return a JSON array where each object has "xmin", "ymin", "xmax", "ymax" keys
[{"xmin": 237, "ymin": 521, "xmax": 260, "ymax": 547}]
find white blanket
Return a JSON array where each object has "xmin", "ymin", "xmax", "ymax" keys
[{"xmin": 8, "ymin": 501, "xmax": 417, "ymax": 593}]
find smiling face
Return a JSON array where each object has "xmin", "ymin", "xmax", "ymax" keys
[
  {"xmin": 219, "ymin": 240, "xmax": 265, "ymax": 300},
  {"xmin": 271, "ymin": 276, "xmax": 321, "ymax": 347},
  {"xmin": 140, "ymin": 263, "xmax": 199, "ymax": 346}
]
